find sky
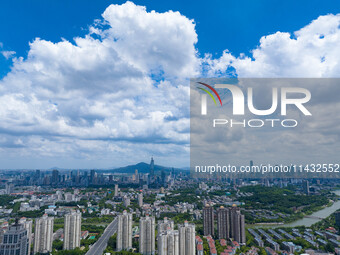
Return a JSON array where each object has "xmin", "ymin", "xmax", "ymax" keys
[{"xmin": 0, "ymin": 0, "xmax": 340, "ymax": 169}]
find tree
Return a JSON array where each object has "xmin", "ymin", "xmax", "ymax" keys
[{"xmin": 52, "ymin": 240, "xmax": 63, "ymax": 251}]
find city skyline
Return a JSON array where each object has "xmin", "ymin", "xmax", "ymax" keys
[
  {"xmin": 0, "ymin": 2, "xmax": 339, "ymax": 255},
  {"xmin": 0, "ymin": 167, "xmax": 339, "ymax": 255}
]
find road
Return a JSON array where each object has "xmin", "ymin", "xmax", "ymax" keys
[{"xmin": 85, "ymin": 217, "xmax": 118, "ymax": 255}]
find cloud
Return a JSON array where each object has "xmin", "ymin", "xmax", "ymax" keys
[
  {"xmin": 204, "ymin": 14, "xmax": 340, "ymax": 78},
  {"xmin": 1, "ymin": 51, "xmax": 16, "ymax": 59},
  {"xmin": 101, "ymin": 1, "xmax": 198, "ymax": 78},
  {"xmin": 198, "ymin": 14, "xmax": 340, "ymax": 166},
  {"xmin": 0, "ymin": 1, "xmax": 197, "ymax": 168}
]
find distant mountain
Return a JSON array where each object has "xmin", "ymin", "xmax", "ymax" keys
[
  {"xmin": 102, "ymin": 162, "xmax": 186, "ymax": 174},
  {"xmin": 48, "ymin": 167, "xmax": 66, "ymax": 171}
]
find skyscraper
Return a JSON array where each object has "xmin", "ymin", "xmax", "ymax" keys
[
  {"xmin": 150, "ymin": 157, "xmax": 154, "ymax": 177},
  {"xmin": 0, "ymin": 220, "xmax": 29, "ymax": 255},
  {"xmin": 52, "ymin": 169, "xmax": 59, "ymax": 184},
  {"xmin": 5, "ymin": 182, "xmax": 14, "ymax": 195},
  {"xmin": 203, "ymin": 205, "xmax": 214, "ymax": 236},
  {"xmin": 140, "ymin": 216, "xmax": 155, "ymax": 255},
  {"xmin": 157, "ymin": 218, "xmax": 174, "ymax": 234},
  {"xmin": 229, "ymin": 206, "xmax": 246, "ymax": 244},
  {"xmin": 34, "ymin": 214, "xmax": 54, "ymax": 254},
  {"xmin": 217, "ymin": 206, "xmax": 229, "ymax": 239},
  {"xmin": 114, "ymin": 184, "xmax": 119, "ymax": 197},
  {"xmin": 158, "ymin": 229, "xmax": 179, "ymax": 255},
  {"xmin": 303, "ymin": 180, "xmax": 310, "ymax": 195},
  {"xmin": 117, "ymin": 211, "xmax": 133, "ymax": 251},
  {"xmin": 161, "ymin": 170, "xmax": 166, "ymax": 186},
  {"xmin": 19, "ymin": 218, "xmax": 33, "ymax": 255},
  {"xmin": 35, "ymin": 169, "xmax": 41, "ymax": 179},
  {"xmin": 90, "ymin": 170, "xmax": 96, "ymax": 185},
  {"xmin": 178, "ymin": 221, "xmax": 195, "ymax": 255},
  {"xmin": 123, "ymin": 196, "xmax": 130, "ymax": 207},
  {"xmin": 335, "ymin": 211, "xmax": 340, "ymax": 227},
  {"xmin": 138, "ymin": 193, "xmax": 144, "ymax": 207},
  {"xmin": 63, "ymin": 211, "xmax": 82, "ymax": 250}
]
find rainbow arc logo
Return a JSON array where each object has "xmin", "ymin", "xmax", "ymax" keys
[{"xmin": 196, "ymin": 82, "xmax": 222, "ymax": 106}]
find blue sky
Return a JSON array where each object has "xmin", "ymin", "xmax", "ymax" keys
[
  {"xmin": 0, "ymin": 1, "xmax": 340, "ymax": 169},
  {"xmin": 1, "ymin": 0, "xmax": 340, "ymax": 78}
]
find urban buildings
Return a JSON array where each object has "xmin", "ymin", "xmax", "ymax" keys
[
  {"xmin": 90, "ymin": 170, "xmax": 96, "ymax": 185},
  {"xmin": 140, "ymin": 216, "xmax": 155, "ymax": 255},
  {"xmin": 63, "ymin": 211, "xmax": 82, "ymax": 250},
  {"xmin": 34, "ymin": 214, "xmax": 54, "ymax": 254},
  {"xmin": 117, "ymin": 210, "xmax": 133, "ymax": 251},
  {"xmin": 123, "ymin": 196, "xmax": 131, "ymax": 207},
  {"xmin": 217, "ymin": 206, "xmax": 230, "ymax": 239},
  {"xmin": 178, "ymin": 221, "xmax": 195, "ymax": 255},
  {"xmin": 230, "ymin": 206, "xmax": 246, "ymax": 244},
  {"xmin": 115, "ymin": 184, "xmax": 119, "ymax": 197},
  {"xmin": 148, "ymin": 157, "xmax": 155, "ymax": 184},
  {"xmin": 52, "ymin": 169, "xmax": 59, "ymax": 184},
  {"xmin": 203, "ymin": 205, "xmax": 214, "ymax": 236},
  {"xmin": 203, "ymin": 205, "xmax": 246, "ymax": 244},
  {"xmin": 138, "ymin": 193, "xmax": 144, "ymax": 207},
  {"xmin": 19, "ymin": 218, "xmax": 33, "ymax": 255},
  {"xmin": 303, "ymin": 180, "xmax": 310, "ymax": 195},
  {"xmin": 157, "ymin": 218, "xmax": 174, "ymax": 234},
  {"xmin": 335, "ymin": 211, "xmax": 340, "ymax": 227},
  {"xmin": 150, "ymin": 157, "xmax": 154, "ymax": 177},
  {"xmin": 5, "ymin": 182, "xmax": 13, "ymax": 195},
  {"xmin": 0, "ymin": 220, "xmax": 29, "ymax": 255},
  {"xmin": 158, "ymin": 229, "xmax": 179, "ymax": 255}
]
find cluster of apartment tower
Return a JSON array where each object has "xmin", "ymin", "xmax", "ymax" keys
[
  {"xmin": 0, "ymin": 211, "xmax": 81, "ymax": 255},
  {"xmin": 203, "ymin": 205, "xmax": 246, "ymax": 244},
  {"xmin": 0, "ymin": 205, "xmax": 245, "ymax": 255},
  {"xmin": 117, "ymin": 211, "xmax": 196, "ymax": 255}
]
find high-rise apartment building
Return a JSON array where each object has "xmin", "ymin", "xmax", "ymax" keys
[
  {"xmin": 5, "ymin": 182, "xmax": 14, "ymax": 195},
  {"xmin": 138, "ymin": 193, "xmax": 144, "ymax": 207},
  {"xmin": 117, "ymin": 211, "xmax": 133, "ymax": 251},
  {"xmin": 229, "ymin": 207, "xmax": 246, "ymax": 244},
  {"xmin": 19, "ymin": 218, "xmax": 33, "ymax": 255},
  {"xmin": 139, "ymin": 216, "xmax": 155, "ymax": 255},
  {"xmin": 123, "ymin": 196, "xmax": 130, "ymax": 207},
  {"xmin": 158, "ymin": 229, "xmax": 179, "ymax": 255},
  {"xmin": 178, "ymin": 221, "xmax": 195, "ymax": 255},
  {"xmin": 114, "ymin": 184, "xmax": 119, "ymax": 197},
  {"xmin": 157, "ymin": 218, "xmax": 174, "ymax": 234},
  {"xmin": 63, "ymin": 211, "xmax": 82, "ymax": 250},
  {"xmin": 217, "ymin": 206, "xmax": 229, "ymax": 239},
  {"xmin": 303, "ymin": 180, "xmax": 310, "ymax": 195},
  {"xmin": 0, "ymin": 221, "xmax": 29, "ymax": 255},
  {"xmin": 203, "ymin": 205, "xmax": 214, "ymax": 236},
  {"xmin": 34, "ymin": 214, "xmax": 54, "ymax": 254}
]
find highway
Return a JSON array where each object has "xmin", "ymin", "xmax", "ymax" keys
[{"xmin": 85, "ymin": 217, "xmax": 118, "ymax": 255}]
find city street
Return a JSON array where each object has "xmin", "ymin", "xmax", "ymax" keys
[{"xmin": 85, "ymin": 218, "xmax": 118, "ymax": 255}]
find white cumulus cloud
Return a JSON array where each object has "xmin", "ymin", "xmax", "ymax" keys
[
  {"xmin": 204, "ymin": 14, "xmax": 340, "ymax": 77},
  {"xmin": 0, "ymin": 1, "xmax": 197, "ymax": 168}
]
